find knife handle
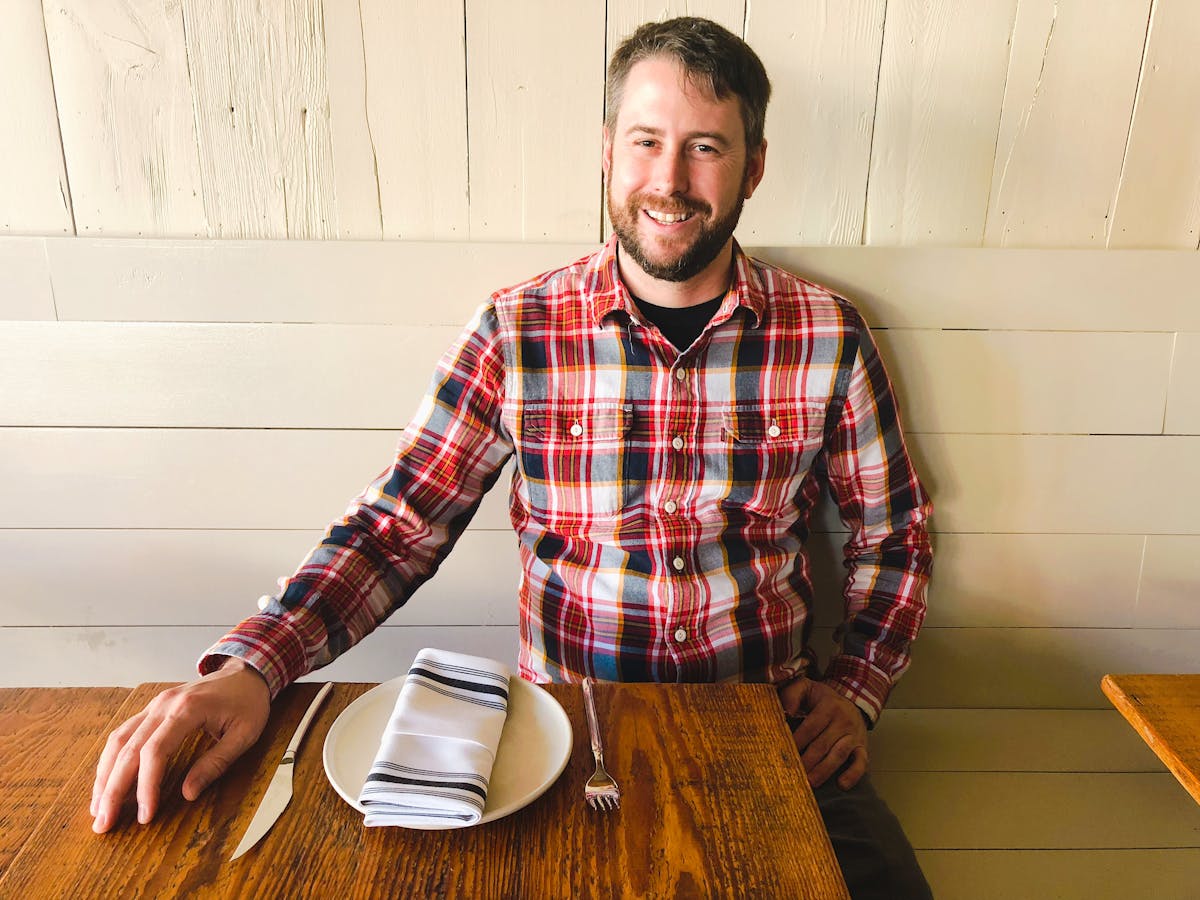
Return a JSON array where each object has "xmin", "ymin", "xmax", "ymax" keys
[{"xmin": 282, "ymin": 682, "xmax": 334, "ymax": 763}]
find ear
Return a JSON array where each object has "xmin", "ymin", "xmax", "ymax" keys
[
  {"xmin": 742, "ymin": 139, "xmax": 767, "ymax": 200},
  {"xmin": 601, "ymin": 125, "xmax": 613, "ymax": 180}
]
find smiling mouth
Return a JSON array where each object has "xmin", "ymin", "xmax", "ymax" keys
[{"xmin": 644, "ymin": 209, "xmax": 694, "ymax": 225}]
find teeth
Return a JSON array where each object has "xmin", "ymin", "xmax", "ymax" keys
[{"xmin": 646, "ymin": 210, "xmax": 692, "ymax": 224}]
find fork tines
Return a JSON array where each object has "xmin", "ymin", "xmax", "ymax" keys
[{"xmin": 582, "ymin": 677, "xmax": 621, "ymax": 812}]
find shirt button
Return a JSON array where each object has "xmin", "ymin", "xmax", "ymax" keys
[
  {"xmin": 672, "ymin": 556, "xmax": 685, "ymax": 571},
  {"xmin": 671, "ymin": 435, "xmax": 685, "ymax": 451},
  {"xmin": 674, "ymin": 368, "xmax": 687, "ymax": 382},
  {"xmin": 569, "ymin": 422, "xmax": 584, "ymax": 437},
  {"xmin": 257, "ymin": 595, "xmax": 271, "ymax": 611},
  {"xmin": 674, "ymin": 627, "xmax": 688, "ymax": 642},
  {"xmin": 767, "ymin": 423, "xmax": 782, "ymax": 438},
  {"xmin": 663, "ymin": 499, "xmax": 678, "ymax": 515}
]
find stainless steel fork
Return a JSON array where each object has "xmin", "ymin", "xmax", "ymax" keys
[{"xmin": 581, "ymin": 677, "xmax": 621, "ymax": 810}]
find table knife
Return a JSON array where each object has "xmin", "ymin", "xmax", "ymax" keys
[{"xmin": 230, "ymin": 681, "xmax": 334, "ymax": 861}]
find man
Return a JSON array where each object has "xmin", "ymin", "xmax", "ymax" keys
[{"xmin": 91, "ymin": 17, "xmax": 932, "ymax": 898}]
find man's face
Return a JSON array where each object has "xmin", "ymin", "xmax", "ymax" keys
[{"xmin": 603, "ymin": 56, "xmax": 766, "ymax": 285}]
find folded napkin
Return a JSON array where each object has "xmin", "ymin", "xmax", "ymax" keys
[{"xmin": 358, "ymin": 648, "xmax": 512, "ymax": 827}]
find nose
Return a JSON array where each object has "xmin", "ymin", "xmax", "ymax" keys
[{"xmin": 651, "ymin": 146, "xmax": 689, "ymax": 196}]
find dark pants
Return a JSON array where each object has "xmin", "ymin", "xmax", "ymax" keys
[{"xmin": 812, "ymin": 773, "xmax": 933, "ymax": 900}]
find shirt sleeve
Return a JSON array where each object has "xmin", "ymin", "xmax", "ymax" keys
[
  {"xmin": 820, "ymin": 311, "xmax": 933, "ymax": 724},
  {"xmin": 197, "ymin": 303, "xmax": 513, "ymax": 698}
]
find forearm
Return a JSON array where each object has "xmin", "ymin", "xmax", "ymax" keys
[
  {"xmin": 824, "ymin": 501, "xmax": 932, "ymax": 722},
  {"xmin": 823, "ymin": 312, "xmax": 933, "ymax": 722},
  {"xmin": 200, "ymin": 304, "xmax": 512, "ymax": 698}
]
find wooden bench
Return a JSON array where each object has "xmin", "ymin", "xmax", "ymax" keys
[{"xmin": 2, "ymin": 237, "xmax": 1199, "ymax": 897}]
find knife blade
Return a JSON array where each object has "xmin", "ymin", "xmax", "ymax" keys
[{"xmin": 230, "ymin": 681, "xmax": 334, "ymax": 861}]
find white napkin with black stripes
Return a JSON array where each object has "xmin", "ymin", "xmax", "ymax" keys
[{"xmin": 358, "ymin": 648, "xmax": 512, "ymax": 827}]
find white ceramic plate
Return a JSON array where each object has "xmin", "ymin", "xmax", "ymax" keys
[{"xmin": 323, "ymin": 676, "xmax": 573, "ymax": 829}]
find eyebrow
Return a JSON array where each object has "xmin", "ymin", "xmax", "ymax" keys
[{"xmin": 625, "ymin": 124, "xmax": 734, "ymax": 149}]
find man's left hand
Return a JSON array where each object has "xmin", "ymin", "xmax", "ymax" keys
[{"xmin": 778, "ymin": 678, "xmax": 868, "ymax": 791}]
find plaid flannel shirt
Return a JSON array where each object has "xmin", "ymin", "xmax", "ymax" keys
[{"xmin": 201, "ymin": 236, "xmax": 932, "ymax": 723}]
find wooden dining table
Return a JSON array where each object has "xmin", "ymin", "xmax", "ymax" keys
[
  {"xmin": 1102, "ymin": 673, "xmax": 1200, "ymax": 807},
  {"xmin": 0, "ymin": 681, "xmax": 849, "ymax": 898}
]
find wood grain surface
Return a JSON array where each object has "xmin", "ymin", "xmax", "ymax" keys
[
  {"xmin": 1102, "ymin": 674, "xmax": 1200, "ymax": 806},
  {"xmin": 0, "ymin": 682, "xmax": 848, "ymax": 899},
  {"xmin": 0, "ymin": 687, "xmax": 126, "ymax": 876}
]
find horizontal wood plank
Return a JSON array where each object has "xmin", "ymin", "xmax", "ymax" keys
[
  {"xmin": 43, "ymin": 238, "xmax": 595, "ymax": 325},
  {"xmin": 0, "ymin": 626, "xmax": 519, "ymax": 688},
  {"xmin": 875, "ymin": 771, "xmax": 1200, "ymax": 849},
  {"xmin": 4, "ymin": 429, "xmax": 1200, "ymax": 535},
  {"xmin": 4, "ymin": 620, "xmax": 1197, "ymax": 709},
  {"xmin": 0, "ymin": 323, "xmax": 1174, "ymax": 435},
  {"xmin": 0, "ymin": 428, "xmax": 511, "ymax": 531},
  {"xmin": 0, "ymin": 322, "xmax": 459, "ymax": 428},
  {"xmin": 0, "ymin": 528, "xmax": 520, "ymax": 627},
  {"xmin": 0, "ymin": 239, "xmax": 54, "ymax": 319},
  {"xmin": 3, "ymin": 528, "xmax": 1151, "ymax": 630},
  {"xmin": 917, "ymin": 849, "xmax": 1200, "ymax": 900},
  {"xmin": 913, "ymin": 434, "xmax": 1200, "ymax": 534},
  {"xmin": 753, "ymin": 245, "xmax": 1200, "ymax": 331},
  {"xmin": 884, "ymin": 627, "xmax": 1200, "ymax": 709},
  {"xmin": 899, "ymin": 533, "xmax": 1144, "ymax": 628},
  {"xmin": 20, "ymin": 237, "xmax": 1200, "ymax": 331},
  {"xmin": 870, "ymin": 709, "xmax": 1163, "ymax": 773},
  {"xmin": 1139, "ymin": 535, "xmax": 1200, "ymax": 627},
  {"xmin": 877, "ymin": 329, "xmax": 1172, "ymax": 434},
  {"xmin": 1165, "ymin": 332, "xmax": 1200, "ymax": 434}
]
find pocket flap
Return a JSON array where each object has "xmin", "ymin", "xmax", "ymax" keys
[
  {"xmin": 723, "ymin": 402, "xmax": 825, "ymax": 444},
  {"xmin": 524, "ymin": 402, "xmax": 633, "ymax": 441}
]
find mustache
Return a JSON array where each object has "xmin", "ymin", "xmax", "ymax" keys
[{"xmin": 627, "ymin": 192, "xmax": 712, "ymax": 217}]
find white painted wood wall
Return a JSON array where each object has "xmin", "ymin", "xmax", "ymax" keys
[
  {"xmin": 3, "ymin": 2, "xmax": 1200, "ymax": 896},
  {"xmin": 6, "ymin": 0, "xmax": 1200, "ymax": 248}
]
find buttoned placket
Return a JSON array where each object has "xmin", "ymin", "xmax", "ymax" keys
[{"xmin": 663, "ymin": 357, "xmax": 695, "ymax": 674}]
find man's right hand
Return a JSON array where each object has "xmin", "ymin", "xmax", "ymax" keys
[{"xmin": 90, "ymin": 657, "xmax": 271, "ymax": 834}]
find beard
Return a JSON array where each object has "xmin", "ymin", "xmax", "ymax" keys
[{"xmin": 607, "ymin": 183, "xmax": 746, "ymax": 284}]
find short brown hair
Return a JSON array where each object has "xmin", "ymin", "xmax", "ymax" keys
[{"xmin": 605, "ymin": 17, "xmax": 772, "ymax": 151}]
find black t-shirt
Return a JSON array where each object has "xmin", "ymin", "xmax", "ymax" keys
[{"xmin": 631, "ymin": 294, "xmax": 724, "ymax": 351}]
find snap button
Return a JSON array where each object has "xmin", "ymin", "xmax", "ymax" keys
[
  {"xmin": 257, "ymin": 595, "xmax": 271, "ymax": 611},
  {"xmin": 569, "ymin": 422, "xmax": 584, "ymax": 437},
  {"xmin": 673, "ymin": 627, "xmax": 687, "ymax": 642},
  {"xmin": 671, "ymin": 436, "xmax": 685, "ymax": 451},
  {"xmin": 663, "ymin": 499, "xmax": 678, "ymax": 515},
  {"xmin": 672, "ymin": 556, "xmax": 685, "ymax": 571},
  {"xmin": 675, "ymin": 368, "xmax": 687, "ymax": 382},
  {"xmin": 767, "ymin": 423, "xmax": 782, "ymax": 438}
]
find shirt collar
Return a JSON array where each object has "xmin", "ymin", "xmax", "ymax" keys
[{"xmin": 585, "ymin": 235, "xmax": 767, "ymax": 329}]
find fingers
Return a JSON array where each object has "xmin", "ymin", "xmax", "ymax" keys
[
  {"xmin": 182, "ymin": 721, "xmax": 260, "ymax": 801},
  {"xmin": 783, "ymin": 679, "xmax": 870, "ymax": 790},
  {"xmin": 92, "ymin": 710, "xmax": 146, "ymax": 819},
  {"xmin": 837, "ymin": 746, "xmax": 869, "ymax": 791},
  {"xmin": 93, "ymin": 689, "xmax": 197, "ymax": 833},
  {"xmin": 90, "ymin": 662, "xmax": 272, "ymax": 834},
  {"xmin": 135, "ymin": 706, "xmax": 209, "ymax": 824},
  {"xmin": 804, "ymin": 733, "xmax": 859, "ymax": 789}
]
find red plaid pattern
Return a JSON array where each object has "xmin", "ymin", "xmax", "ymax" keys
[{"xmin": 201, "ymin": 237, "xmax": 932, "ymax": 723}]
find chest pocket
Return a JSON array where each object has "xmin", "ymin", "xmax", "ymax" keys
[
  {"xmin": 719, "ymin": 402, "xmax": 828, "ymax": 516},
  {"xmin": 517, "ymin": 401, "xmax": 633, "ymax": 522}
]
